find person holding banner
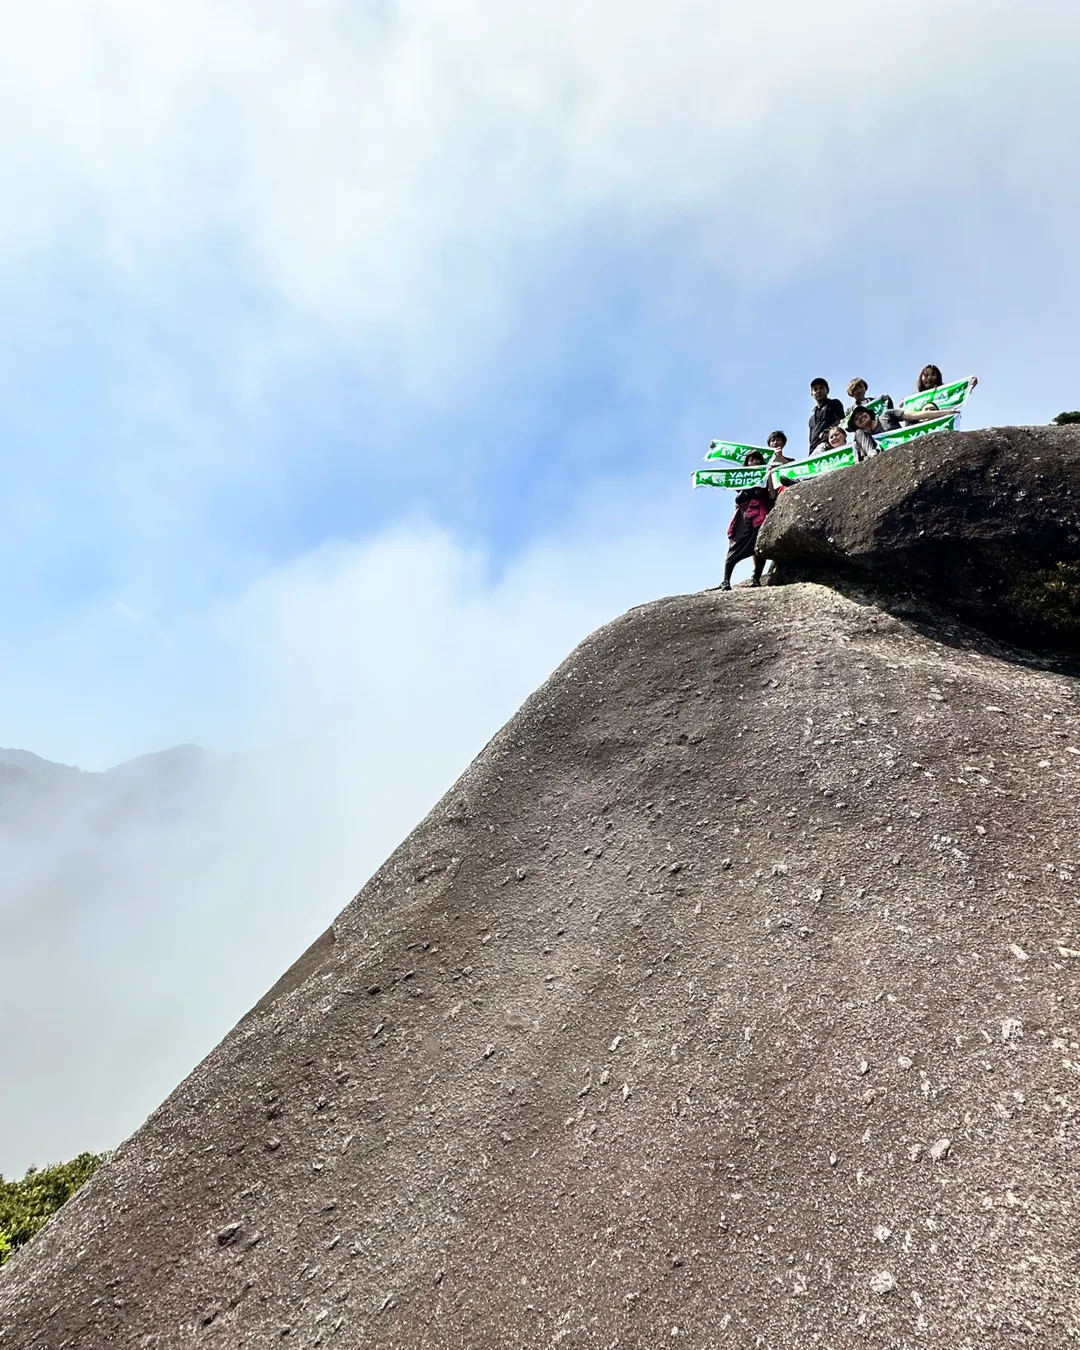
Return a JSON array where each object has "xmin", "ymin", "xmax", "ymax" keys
[
  {"xmin": 801, "ymin": 423, "xmax": 848, "ymax": 463},
  {"xmin": 720, "ymin": 452, "xmax": 771, "ymax": 590},
  {"xmin": 909, "ymin": 364, "xmax": 978, "ymax": 406},
  {"xmin": 765, "ymin": 431, "xmax": 794, "ymax": 496},
  {"xmin": 848, "ymin": 407, "xmax": 881, "ymax": 461},
  {"xmin": 882, "ymin": 365, "xmax": 979, "ymax": 428},
  {"xmin": 767, "ymin": 430, "xmax": 792, "ymax": 464},
  {"xmin": 845, "ymin": 377, "xmax": 894, "ymax": 422}
]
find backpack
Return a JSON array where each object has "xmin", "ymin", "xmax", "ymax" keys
[{"xmin": 743, "ymin": 494, "xmax": 771, "ymax": 530}]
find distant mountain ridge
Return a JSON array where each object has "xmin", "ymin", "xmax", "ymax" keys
[
  {"xmin": 0, "ymin": 748, "xmax": 82, "ymax": 780},
  {"xmin": 0, "ymin": 744, "xmax": 217, "ymax": 818},
  {"xmin": 0, "ymin": 743, "xmax": 210, "ymax": 781}
]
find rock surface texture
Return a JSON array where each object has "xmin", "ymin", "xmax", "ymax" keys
[
  {"xmin": 4, "ymin": 430, "xmax": 1080, "ymax": 1348},
  {"xmin": 758, "ymin": 424, "xmax": 1080, "ymax": 649}
]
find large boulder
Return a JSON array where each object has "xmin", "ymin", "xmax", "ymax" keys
[
  {"xmin": 3, "ymin": 583, "xmax": 1080, "ymax": 1348},
  {"xmin": 758, "ymin": 425, "xmax": 1080, "ymax": 649}
]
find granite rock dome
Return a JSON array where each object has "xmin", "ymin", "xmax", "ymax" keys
[{"xmin": 3, "ymin": 429, "xmax": 1080, "ymax": 1348}]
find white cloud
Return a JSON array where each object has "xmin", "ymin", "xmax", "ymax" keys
[
  {"xmin": 225, "ymin": 473, "xmax": 723, "ymax": 845},
  {"xmin": 0, "ymin": 0, "xmax": 1075, "ymax": 358}
]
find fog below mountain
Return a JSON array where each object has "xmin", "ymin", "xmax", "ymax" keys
[{"xmin": 0, "ymin": 740, "xmax": 448, "ymax": 1176}]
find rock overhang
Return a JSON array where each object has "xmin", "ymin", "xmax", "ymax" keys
[{"xmin": 757, "ymin": 425, "xmax": 1080, "ymax": 651}]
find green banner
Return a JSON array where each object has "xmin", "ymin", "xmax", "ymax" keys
[
  {"xmin": 693, "ymin": 416, "xmax": 957, "ymax": 492},
  {"xmin": 844, "ymin": 396, "xmax": 890, "ymax": 423},
  {"xmin": 695, "ymin": 445, "xmax": 855, "ymax": 490},
  {"xmin": 901, "ymin": 378, "xmax": 973, "ymax": 413},
  {"xmin": 877, "ymin": 414, "xmax": 957, "ymax": 450},
  {"xmin": 705, "ymin": 439, "xmax": 772, "ymax": 464},
  {"xmin": 693, "ymin": 466, "xmax": 767, "ymax": 489},
  {"xmin": 777, "ymin": 445, "xmax": 857, "ymax": 480}
]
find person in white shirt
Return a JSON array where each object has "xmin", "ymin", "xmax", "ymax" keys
[{"xmin": 766, "ymin": 430, "xmax": 792, "ymax": 464}]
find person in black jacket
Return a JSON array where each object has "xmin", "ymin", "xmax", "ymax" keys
[{"xmin": 808, "ymin": 378, "xmax": 845, "ymax": 451}]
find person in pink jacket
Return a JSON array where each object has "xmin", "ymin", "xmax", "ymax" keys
[{"xmin": 720, "ymin": 452, "xmax": 771, "ymax": 590}]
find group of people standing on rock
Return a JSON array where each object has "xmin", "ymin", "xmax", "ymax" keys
[{"xmin": 719, "ymin": 364, "xmax": 978, "ymax": 590}]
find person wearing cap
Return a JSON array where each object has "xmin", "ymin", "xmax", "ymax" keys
[
  {"xmin": 720, "ymin": 451, "xmax": 771, "ymax": 590},
  {"xmin": 848, "ymin": 406, "xmax": 881, "ymax": 461}
]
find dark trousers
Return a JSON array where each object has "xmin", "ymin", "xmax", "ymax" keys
[{"xmin": 724, "ymin": 530, "xmax": 765, "ymax": 584}]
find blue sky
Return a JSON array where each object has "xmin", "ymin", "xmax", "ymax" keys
[
  {"xmin": 1, "ymin": 0, "xmax": 1080, "ymax": 1171},
  {"xmin": 0, "ymin": 0, "xmax": 1075, "ymax": 768}
]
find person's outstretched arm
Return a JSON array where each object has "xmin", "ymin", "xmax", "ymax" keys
[{"xmin": 896, "ymin": 405, "xmax": 946, "ymax": 424}]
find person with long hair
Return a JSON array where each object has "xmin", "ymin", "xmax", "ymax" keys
[
  {"xmin": 825, "ymin": 424, "xmax": 849, "ymax": 450},
  {"xmin": 720, "ymin": 452, "xmax": 771, "ymax": 590},
  {"xmin": 883, "ymin": 364, "xmax": 979, "ymax": 428}
]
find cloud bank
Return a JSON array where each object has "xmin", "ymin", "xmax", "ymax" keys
[{"xmin": 1, "ymin": 1, "xmax": 1076, "ymax": 348}]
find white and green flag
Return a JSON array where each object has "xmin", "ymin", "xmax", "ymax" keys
[
  {"xmin": 693, "ymin": 465, "xmax": 768, "ymax": 490},
  {"xmin": 775, "ymin": 445, "xmax": 857, "ymax": 480},
  {"xmin": 877, "ymin": 414, "xmax": 957, "ymax": 451},
  {"xmin": 693, "ymin": 414, "xmax": 958, "ymax": 491},
  {"xmin": 705, "ymin": 439, "xmax": 772, "ymax": 464},
  {"xmin": 694, "ymin": 445, "xmax": 855, "ymax": 490},
  {"xmin": 901, "ymin": 378, "xmax": 974, "ymax": 414}
]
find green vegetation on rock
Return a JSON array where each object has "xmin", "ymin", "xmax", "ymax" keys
[
  {"xmin": 1052, "ymin": 411, "xmax": 1080, "ymax": 425},
  {"xmin": 1007, "ymin": 560, "xmax": 1080, "ymax": 636},
  {"xmin": 0, "ymin": 1154, "xmax": 105, "ymax": 1265}
]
